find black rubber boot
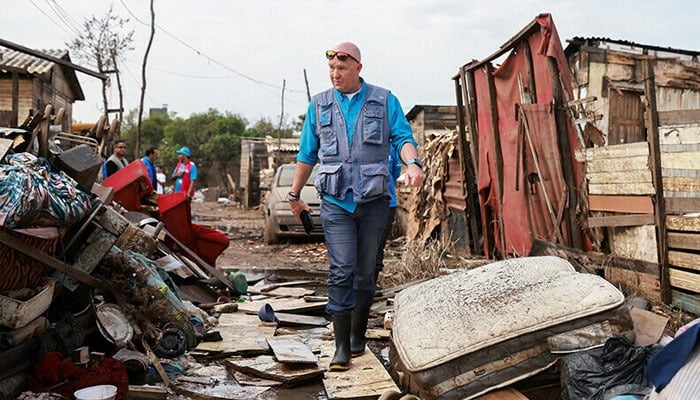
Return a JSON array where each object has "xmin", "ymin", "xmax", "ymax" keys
[
  {"xmin": 350, "ymin": 307, "xmax": 370, "ymax": 357},
  {"xmin": 330, "ymin": 311, "xmax": 352, "ymax": 371}
]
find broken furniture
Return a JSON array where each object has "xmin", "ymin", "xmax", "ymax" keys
[
  {"xmin": 157, "ymin": 192, "xmax": 229, "ymax": 267},
  {"xmin": 390, "ymin": 256, "xmax": 634, "ymax": 400},
  {"xmin": 102, "ymin": 160, "xmax": 155, "ymax": 212}
]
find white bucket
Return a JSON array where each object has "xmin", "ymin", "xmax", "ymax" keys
[{"xmin": 73, "ymin": 384, "xmax": 118, "ymax": 400}]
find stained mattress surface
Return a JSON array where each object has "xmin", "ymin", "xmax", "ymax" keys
[{"xmin": 392, "ymin": 256, "xmax": 626, "ymax": 371}]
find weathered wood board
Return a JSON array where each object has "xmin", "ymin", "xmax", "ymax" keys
[
  {"xmin": 667, "ymin": 215, "xmax": 700, "ymax": 232},
  {"xmin": 225, "ymin": 355, "xmax": 324, "ymax": 385},
  {"xmin": 574, "ymin": 142, "xmax": 649, "ymax": 162},
  {"xmin": 266, "ymin": 287, "xmax": 316, "ymax": 298},
  {"xmin": 237, "ymin": 297, "xmax": 327, "ymax": 315},
  {"xmin": 588, "ymin": 182, "xmax": 655, "ymax": 195},
  {"xmin": 588, "ymin": 195, "xmax": 654, "ymax": 214},
  {"xmin": 668, "ymin": 250, "xmax": 700, "ymax": 271},
  {"xmin": 248, "ymin": 280, "xmax": 318, "ymax": 294},
  {"xmin": 194, "ymin": 313, "xmax": 275, "ymax": 354},
  {"xmin": 320, "ymin": 342, "xmax": 399, "ymax": 399},
  {"xmin": 232, "ymin": 370, "xmax": 282, "ymax": 387},
  {"xmin": 668, "ymin": 232, "xmax": 700, "ymax": 251},
  {"xmin": 267, "ymin": 336, "xmax": 318, "ymax": 364},
  {"xmin": 584, "ymin": 155, "xmax": 649, "ymax": 174},
  {"xmin": 669, "ymin": 268, "xmax": 700, "ymax": 293},
  {"xmin": 662, "ymin": 151, "xmax": 700, "ymax": 170},
  {"xmin": 275, "ymin": 312, "xmax": 329, "ymax": 327}
]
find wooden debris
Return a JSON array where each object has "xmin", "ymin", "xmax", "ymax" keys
[
  {"xmin": 275, "ymin": 312, "xmax": 329, "ymax": 327},
  {"xmin": 265, "ymin": 286, "xmax": 316, "ymax": 298},
  {"xmin": 267, "ymin": 336, "xmax": 318, "ymax": 364},
  {"xmin": 237, "ymin": 297, "xmax": 327, "ymax": 315},
  {"xmin": 365, "ymin": 328, "xmax": 391, "ymax": 340},
  {"xmin": 320, "ymin": 342, "xmax": 399, "ymax": 399},
  {"xmin": 248, "ymin": 280, "xmax": 318, "ymax": 295},
  {"xmin": 232, "ymin": 370, "xmax": 283, "ymax": 387},
  {"xmin": 194, "ymin": 313, "xmax": 275, "ymax": 355},
  {"xmin": 225, "ymin": 355, "xmax": 325, "ymax": 386},
  {"xmin": 127, "ymin": 385, "xmax": 168, "ymax": 400}
]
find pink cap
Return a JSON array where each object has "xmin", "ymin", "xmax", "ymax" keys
[{"xmin": 333, "ymin": 42, "xmax": 361, "ymax": 63}]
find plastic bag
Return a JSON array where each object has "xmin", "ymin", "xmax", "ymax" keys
[{"xmin": 561, "ymin": 335, "xmax": 653, "ymax": 400}]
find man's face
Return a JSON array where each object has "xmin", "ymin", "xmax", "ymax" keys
[
  {"xmin": 115, "ymin": 143, "xmax": 127, "ymax": 157},
  {"xmin": 329, "ymin": 57, "xmax": 362, "ymax": 93},
  {"xmin": 151, "ymin": 150, "xmax": 158, "ymax": 161}
]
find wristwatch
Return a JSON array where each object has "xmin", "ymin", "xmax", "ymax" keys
[
  {"xmin": 406, "ymin": 158, "xmax": 423, "ymax": 169},
  {"xmin": 286, "ymin": 190, "xmax": 301, "ymax": 202}
]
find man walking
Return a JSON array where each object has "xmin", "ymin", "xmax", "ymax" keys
[{"xmin": 288, "ymin": 42, "xmax": 425, "ymax": 371}]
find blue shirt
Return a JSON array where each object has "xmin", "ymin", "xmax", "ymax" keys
[
  {"xmin": 297, "ymin": 79, "xmax": 417, "ymax": 212},
  {"xmin": 388, "ymin": 146, "xmax": 402, "ymax": 208},
  {"xmin": 141, "ymin": 156, "xmax": 157, "ymax": 190}
]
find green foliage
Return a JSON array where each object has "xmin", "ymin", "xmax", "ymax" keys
[{"xmin": 115, "ymin": 107, "xmax": 302, "ymax": 188}]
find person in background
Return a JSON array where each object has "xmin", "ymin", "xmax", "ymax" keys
[
  {"xmin": 141, "ymin": 147, "xmax": 158, "ymax": 191},
  {"xmin": 104, "ymin": 139, "xmax": 128, "ymax": 178},
  {"xmin": 156, "ymin": 166, "xmax": 166, "ymax": 194},
  {"xmin": 375, "ymin": 146, "xmax": 403, "ymax": 290},
  {"xmin": 288, "ymin": 41, "xmax": 425, "ymax": 371},
  {"xmin": 172, "ymin": 146, "xmax": 197, "ymax": 198}
]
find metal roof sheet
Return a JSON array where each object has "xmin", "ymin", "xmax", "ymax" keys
[{"xmin": 0, "ymin": 48, "xmax": 68, "ymax": 75}]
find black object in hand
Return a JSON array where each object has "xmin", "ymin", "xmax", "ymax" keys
[{"xmin": 301, "ymin": 210, "xmax": 313, "ymax": 234}]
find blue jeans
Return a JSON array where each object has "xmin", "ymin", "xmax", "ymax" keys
[{"xmin": 322, "ymin": 198, "xmax": 389, "ymax": 313}]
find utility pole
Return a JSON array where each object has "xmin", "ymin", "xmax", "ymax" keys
[
  {"xmin": 303, "ymin": 69, "xmax": 311, "ymax": 102},
  {"xmin": 277, "ymin": 79, "xmax": 286, "ymax": 168}
]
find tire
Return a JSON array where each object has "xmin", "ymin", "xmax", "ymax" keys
[{"xmin": 264, "ymin": 213, "xmax": 279, "ymax": 245}]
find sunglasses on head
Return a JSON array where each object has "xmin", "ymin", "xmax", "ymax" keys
[{"xmin": 325, "ymin": 50, "xmax": 356, "ymax": 62}]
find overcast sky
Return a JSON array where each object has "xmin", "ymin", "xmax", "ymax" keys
[{"xmin": 2, "ymin": 1, "xmax": 698, "ymax": 126}]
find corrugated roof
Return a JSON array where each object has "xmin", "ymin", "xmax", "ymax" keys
[
  {"xmin": 0, "ymin": 47, "xmax": 84, "ymax": 101},
  {"xmin": 0, "ymin": 48, "xmax": 68, "ymax": 75},
  {"xmin": 565, "ymin": 37, "xmax": 700, "ymax": 58}
]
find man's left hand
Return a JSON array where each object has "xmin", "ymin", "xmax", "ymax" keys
[{"xmin": 405, "ymin": 164, "xmax": 425, "ymax": 188}]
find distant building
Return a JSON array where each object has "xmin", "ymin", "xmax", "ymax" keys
[
  {"xmin": 0, "ymin": 47, "xmax": 84, "ymax": 131},
  {"xmin": 149, "ymin": 105, "xmax": 168, "ymax": 117}
]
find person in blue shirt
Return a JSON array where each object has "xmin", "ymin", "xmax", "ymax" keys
[
  {"xmin": 140, "ymin": 147, "xmax": 159, "ymax": 191},
  {"xmin": 375, "ymin": 146, "xmax": 402, "ymax": 288},
  {"xmin": 288, "ymin": 42, "xmax": 425, "ymax": 371}
]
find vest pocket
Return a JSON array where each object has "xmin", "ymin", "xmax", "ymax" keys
[
  {"xmin": 319, "ymin": 128, "xmax": 338, "ymax": 156},
  {"xmin": 359, "ymin": 163, "xmax": 389, "ymax": 198},
  {"xmin": 314, "ymin": 164, "xmax": 343, "ymax": 198},
  {"xmin": 363, "ymin": 119, "xmax": 383, "ymax": 145}
]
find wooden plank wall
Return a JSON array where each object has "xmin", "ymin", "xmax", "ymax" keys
[
  {"xmin": 660, "ymin": 110, "xmax": 700, "ymax": 312},
  {"xmin": 575, "ymin": 142, "xmax": 657, "ymax": 264},
  {"xmin": 576, "ymin": 108, "xmax": 700, "ymax": 311}
]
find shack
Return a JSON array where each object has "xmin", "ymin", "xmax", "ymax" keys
[
  {"xmin": 0, "ymin": 45, "xmax": 84, "ymax": 132},
  {"xmin": 451, "ymin": 13, "xmax": 700, "ymax": 313}
]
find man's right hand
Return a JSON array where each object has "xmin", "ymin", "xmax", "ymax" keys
[{"xmin": 289, "ymin": 199, "xmax": 312, "ymax": 223}]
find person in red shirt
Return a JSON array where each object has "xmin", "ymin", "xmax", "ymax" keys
[{"xmin": 171, "ymin": 147, "xmax": 197, "ymax": 198}]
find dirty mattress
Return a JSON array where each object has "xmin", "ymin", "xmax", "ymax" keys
[{"xmin": 390, "ymin": 256, "xmax": 634, "ymax": 399}]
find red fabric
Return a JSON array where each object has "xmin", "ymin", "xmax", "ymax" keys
[
  {"xmin": 102, "ymin": 161, "xmax": 155, "ymax": 211},
  {"xmin": 27, "ymin": 352, "xmax": 128, "ymax": 400},
  {"xmin": 473, "ymin": 14, "xmax": 588, "ymax": 256},
  {"xmin": 158, "ymin": 192, "xmax": 229, "ymax": 266},
  {"xmin": 192, "ymin": 223, "xmax": 230, "ymax": 266}
]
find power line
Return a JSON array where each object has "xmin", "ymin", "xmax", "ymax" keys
[
  {"xmin": 27, "ymin": 0, "xmax": 76, "ymax": 37},
  {"xmin": 45, "ymin": 0, "xmax": 83, "ymax": 37},
  {"xmin": 117, "ymin": 0, "xmax": 307, "ymax": 97}
]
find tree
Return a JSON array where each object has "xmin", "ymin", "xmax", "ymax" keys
[{"xmin": 67, "ymin": 5, "xmax": 134, "ymax": 153}]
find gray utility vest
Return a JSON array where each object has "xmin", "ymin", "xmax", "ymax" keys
[{"xmin": 313, "ymin": 83, "xmax": 392, "ymax": 204}]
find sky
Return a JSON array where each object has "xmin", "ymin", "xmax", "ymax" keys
[{"xmin": 1, "ymin": 0, "xmax": 698, "ymax": 127}]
